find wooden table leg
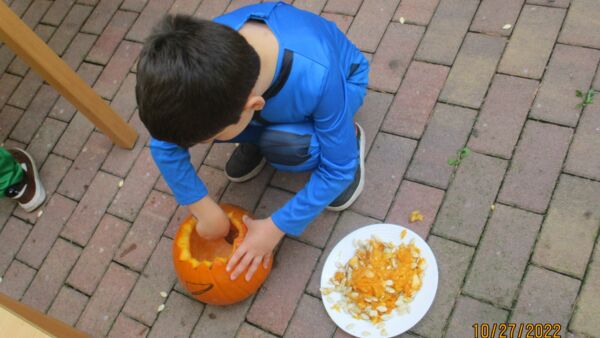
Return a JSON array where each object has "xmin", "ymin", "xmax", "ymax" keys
[{"xmin": 0, "ymin": 1, "xmax": 138, "ymax": 149}]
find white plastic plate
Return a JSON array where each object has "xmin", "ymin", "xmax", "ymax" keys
[{"xmin": 320, "ymin": 224, "xmax": 438, "ymax": 338}]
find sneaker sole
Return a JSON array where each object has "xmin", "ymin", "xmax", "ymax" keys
[
  {"xmin": 225, "ymin": 157, "xmax": 267, "ymax": 183},
  {"xmin": 17, "ymin": 150, "xmax": 46, "ymax": 212},
  {"xmin": 326, "ymin": 123, "xmax": 366, "ymax": 212}
]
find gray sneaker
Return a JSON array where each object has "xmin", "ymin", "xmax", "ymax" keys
[
  {"xmin": 225, "ymin": 143, "xmax": 267, "ymax": 183},
  {"xmin": 327, "ymin": 123, "xmax": 365, "ymax": 211}
]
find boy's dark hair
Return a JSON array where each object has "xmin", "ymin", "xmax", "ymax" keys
[{"xmin": 136, "ymin": 14, "xmax": 260, "ymax": 148}]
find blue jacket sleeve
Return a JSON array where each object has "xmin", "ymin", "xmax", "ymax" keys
[
  {"xmin": 149, "ymin": 138, "xmax": 208, "ymax": 205},
  {"xmin": 272, "ymin": 67, "xmax": 358, "ymax": 236}
]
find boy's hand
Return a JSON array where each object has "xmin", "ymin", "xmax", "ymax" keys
[
  {"xmin": 188, "ymin": 196, "xmax": 230, "ymax": 240},
  {"xmin": 227, "ymin": 215, "xmax": 284, "ymax": 281}
]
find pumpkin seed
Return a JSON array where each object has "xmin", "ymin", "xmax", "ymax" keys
[{"xmin": 157, "ymin": 304, "xmax": 165, "ymax": 312}]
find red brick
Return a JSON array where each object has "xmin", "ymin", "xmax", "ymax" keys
[
  {"xmin": 498, "ymin": 5, "xmax": 566, "ymax": 79},
  {"xmin": 154, "ymin": 144, "xmax": 212, "ymax": 193},
  {"xmin": 126, "ymin": 0, "xmax": 175, "ymax": 42},
  {"xmin": 323, "ymin": 0, "xmax": 362, "ymax": 15},
  {"xmin": 406, "ymin": 104, "xmax": 477, "ymax": 189},
  {"xmin": 0, "ymin": 106, "xmax": 23, "ymax": 142},
  {"xmin": 76, "ymin": 263, "xmax": 139, "ymax": 338},
  {"xmin": 511, "ymin": 266, "xmax": 579, "ymax": 329},
  {"xmin": 446, "ymin": 296, "xmax": 508, "ymax": 338},
  {"xmin": 26, "ymin": 117, "xmax": 67, "ymax": 165},
  {"xmin": 108, "ymin": 148, "xmax": 162, "ymax": 221},
  {"xmin": 0, "ymin": 46, "xmax": 15, "ymax": 75},
  {"xmin": 48, "ymin": 63, "xmax": 104, "ymax": 122},
  {"xmin": 320, "ymin": 12, "xmax": 353, "ymax": 33},
  {"xmin": 60, "ymin": 33, "xmax": 97, "ymax": 69},
  {"xmin": 47, "ymin": 4, "xmax": 93, "ymax": 55},
  {"xmin": 385, "ymin": 180, "xmax": 444, "ymax": 240},
  {"xmin": 193, "ymin": 0, "xmax": 229, "ymax": 19},
  {"xmin": 9, "ymin": 0, "xmax": 34, "ymax": 17},
  {"xmin": 432, "ymin": 152, "xmax": 507, "ymax": 245},
  {"xmin": 16, "ymin": 194, "xmax": 76, "ymax": 268},
  {"xmin": 81, "ymin": 0, "xmax": 121, "ymax": 34},
  {"xmin": 221, "ymin": 165, "xmax": 274, "ymax": 212},
  {"xmin": 237, "ymin": 323, "xmax": 278, "ymax": 338},
  {"xmin": 53, "ymin": 114, "xmax": 95, "ymax": 160},
  {"xmin": 115, "ymin": 191, "xmax": 177, "ymax": 271},
  {"xmin": 94, "ymin": 41, "xmax": 142, "ymax": 99},
  {"xmin": 468, "ymin": 75, "xmax": 539, "ymax": 159},
  {"xmin": 0, "ymin": 217, "xmax": 31, "ymax": 275},
  {"xmin": 13, "ymin": 154, "xmax": 73, "ymax": 223},
  {"xmin": 293, "ymin": 0, "xmax": 327, "ymax": 14},
  {"xmin": 393, "ymin": 0, "xmax": 439, "ymax": 26},
  {"xmin": 21, "ymin": 239, "xmax": 81, "ymax": 312},
  {"xmin": 440, "ymin": 33, "xmax": 506, "ymax": 109},
  {"xmin": 0, "ymin": 260, "xmax": 36, "ymax": 299},
  {"xmin": 121, "ymin": 0, "xmax": 148, "ymax": 12},
  {"xmin": 47, "ymin": 287, "xmax": 89, "ymax": 326},
  {"xmin": 463, "ymin": 205, "xmax": 543, "ymax": 307},
  {"xmin": 284, "ymin": 294, "xmax": 336, "ymax": 338},
  {"xmin": 369, "ymin": 23, "xmax": 424, "ymax": 93},
  {"xmin": 353, "ymin": 133, "xmax": 416, "ymax": 219},
  {"xmin": 270, "ymin": 171, "xmax": 310, "ymax": 193},
  {"xmin": 382, "ymin": 61, "xmax": 449, "ymax": 139},
  {"xmin": 247, "ymin": 238, "xmax": 321, "ymax": 335},
  {"xmin": 471, "ymin": 0, "xmax": 523, "ymax": 36},
  {"xmin": 346, "ymin": 0, "xmax": 401, "ymax": 53},
  {"xmin": 566, "ymin": 104, "xmax": 600, "ymax": 181},
  {"xmin": 163, "ymin": 205, "xmax": 188, "ymax": 239},
  {"xmin": 147, "ymin": 292, "xmax": 204, "ymax": 338},
  {"xmin": 169, "ymin": 0, "xmax": 203, "ymax": 15},
  {"xmin": 42, "ymin": 0, "xmax": 75, "ymax": 26},
  {"xmin": 530, "ymin": 44, "xmax": 600, "ymax": 127},
  {"xmin": 102, "ymin": 112, "xmax": 150, "ymax": 177},
  {"xmin": 57, "ymin": 132, "xmax": 112, "ymax": 200},
  {"xmin": 527, "ymin": 0, "xmax": 570, "ymax": 7},
  {"xmin": 66, "ymin": 214, "xmax": 130, "ymax": 294},
  {"xmin": 412, "ymin": 236, "xmax": 474, "ymax": 338},
  {"xmin": 355, "ymin": 90, "xmax": 394, "ymax": 153},
  {"xmin": 86, "ymin": 10, "xmax": 138, "ymax": 65},
  {"xmin": 123, "ymin": 237, "xmax": 178, "ymax": 325},
  {"xmin": 107, "ymin": 315, "xmax": 149, "ymax": 338},
  {"xmin": 11, "ymin": 85, "xmax": 59, "ymax": 143},
  {"xmin": 226, "ymin": 0, "xmax": 260, "ymax": 13},
  {"xmin": 532, "ymin": 175, "xmax": 600, "ymax": 278},
  {"xmin": 7, "ymin": 70, "xmax": 43, "ymax": 109},
  {"xmin": 306, "ymin": 211, "xmax": 377, "ymax": 297},
  {"xmin": 191, "ymin": 297, "xmax": 254, "ymax": 338},
  {"xmin": 204, "ymin": 143, "xmax": 236, "ymax": 170},
  {"xmin": 0, "ymin": 73, "xmax": 20, "ymax": 109},
  {"xmin": 498, "ymin": 121, "xmax": 572, "ymax": 213},
  {"xmin": 110, "ymin": 73, "xmax": 138, "ymax": 121},
  {"xmin": 415, "ymin": 0, "xmax": 479, "ymax": 65}
]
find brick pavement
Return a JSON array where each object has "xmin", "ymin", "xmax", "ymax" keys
[{"xmin": 1, "ymin": 0, "xmax": 599, "ymax": 337}]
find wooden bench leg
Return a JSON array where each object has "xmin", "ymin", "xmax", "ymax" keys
[{"xmin": 0, "ymin": 1, "xmax": 138, "ymax": 149}]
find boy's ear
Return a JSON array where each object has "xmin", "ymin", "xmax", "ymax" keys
[{"xmin": 244, "ymin": 95, "xmax": 265, "ymax": 111}]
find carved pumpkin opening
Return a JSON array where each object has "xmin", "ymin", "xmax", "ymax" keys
[{"xmin": 188, "ymin": 226, "xmax": 236, "ymax": 263}]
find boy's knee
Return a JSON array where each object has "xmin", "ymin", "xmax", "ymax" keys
[{"xmin": 258, "ymin": 128, "xmax": 313, "ymax": 166}]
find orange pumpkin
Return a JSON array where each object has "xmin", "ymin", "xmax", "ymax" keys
[{"xmin": 172, "ymin": 204, "xmax": 272, "ymax": 305}]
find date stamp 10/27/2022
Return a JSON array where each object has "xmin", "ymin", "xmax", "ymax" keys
[{"xmin": 472, "ymin": 323, "xmax": 562, "ymax": 338}]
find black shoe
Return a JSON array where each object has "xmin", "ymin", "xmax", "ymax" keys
[
  {"xmin": 327, "ymin": 123, "xmax": 365, "ymax": 211},
  {"xmin": 225, "ymin": 143, "xmax": 267, "ymax": 183}
]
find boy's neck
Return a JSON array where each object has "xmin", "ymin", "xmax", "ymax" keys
[{"xmin": 239, "ymin": 21, "xmax": 279, "ymax": 97}]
